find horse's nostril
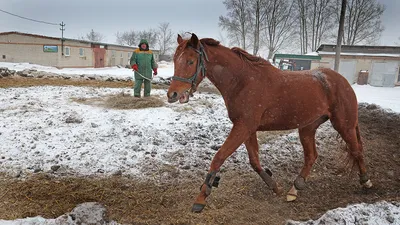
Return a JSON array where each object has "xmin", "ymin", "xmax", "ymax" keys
[{"xmin": 171, "ymin": 92, "xmax": 178, "ymax": 99}]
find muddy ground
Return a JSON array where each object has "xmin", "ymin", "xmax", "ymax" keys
[{"xmin": 0, "ymin": 79, "xmax": 399, "ymax": 225}]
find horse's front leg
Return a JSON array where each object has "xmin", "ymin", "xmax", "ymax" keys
[{"xmin": 192, "ymin": 123, "xmax": 251, "ymax": 213}]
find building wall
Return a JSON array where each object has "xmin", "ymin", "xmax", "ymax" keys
[
  {"xmin": 0, "ymin": 33, "xmax": 94, "ymax": 68},
  {"xmin": 105, "ymin": 46, "xmax": 134, "ymax": 67},
  {"xmin": 318, "ymin": 55, "xmax": 400, "ymax": 86},
  {"xmin": 0, "ymin": 33, "xmax": 60, "ymax": 66},
  {"xmin": 0, "ymin": 32, "xmax": 160, "ymax": 68},
  {"xmin": 59, "ymin": 40, "xmax": 93, "ymax": 68},
  {"xmin": 105, "ymin": 45, "xmax": 160, "ymax": 67},
  {"xmin": 310, "ymin": 60, "xmax": 322, "ymax": 70}
]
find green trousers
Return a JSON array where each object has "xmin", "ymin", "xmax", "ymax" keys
[{"xmin": 134, "ymin": 78, "xmax": 151, "ymax": 97}]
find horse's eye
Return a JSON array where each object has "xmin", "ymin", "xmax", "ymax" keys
[{"xmin": 187, "ymin": 60, "xmax": 194, "ymax": 65}]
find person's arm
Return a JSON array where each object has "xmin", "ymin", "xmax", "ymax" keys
[
  {"xmin": 130, "ymin": 51, "xmax": 138, "ymax": 71},
  {"xmin": 151, "ymin": 53, "xmax": 158, "ymax": 75}
]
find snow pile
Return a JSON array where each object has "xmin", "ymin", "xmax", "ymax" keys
[{"xmin": 287, "ymin": 201, "xmax": 400, "ymax": 225}]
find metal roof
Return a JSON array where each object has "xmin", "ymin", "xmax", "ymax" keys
[
  {"xmin": 0, "ymin": 31, "xmax": 159, "ymax": 51},
  {"xmin": 273, "ymin": 53, "xmax": 321, "ymax": 60}
]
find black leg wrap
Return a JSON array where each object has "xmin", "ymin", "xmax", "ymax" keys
[
  {"xmin": 200, "ymin": 171, "xmax": 220, "ymax": 195},
  {"xmin": 212, "ymin": 176, "xmax": 220, "ymax": 187},
  {"xmin": 359, "ymin": 173, "xmax": 370, "ymax": 184},
  {"xmin": 259, "ymin": 170, "xmax": 276, "ymax": 189},
  {"xmin": 294, "ymin": 176, "xmax": 306, "ymax": 190},
  {"xmin": 265, "ymin": 168, "xmax": 273, "ymax": 177}
]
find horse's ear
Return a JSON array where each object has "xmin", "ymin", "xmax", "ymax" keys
[
  {"xmin": 189, "ymin": 33, "xmax": 199, "ymax": 48},
  {"xmin": 177, "ymin": 34, "xmax": 183, "ymax": 44}
]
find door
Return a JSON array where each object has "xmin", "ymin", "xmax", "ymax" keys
[
  {"xmin": 333, "ymin": 61, "xmax": 356, "ymax": 84},
  {"xmin": 93, "ymin": 48, "xmax": 105, "ymax": 68},
  {"xmin": 370, "ymin": 62, "xmax": 398, "ymax": 87}
]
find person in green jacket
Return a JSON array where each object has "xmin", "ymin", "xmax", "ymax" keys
[{"xmin": 130, "ymin": 39, "xmax": 158, "ymax": 97}]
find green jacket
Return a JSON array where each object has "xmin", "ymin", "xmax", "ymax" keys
[{"xmin": 130, "ymin": 40, "xmax": 157, "ymax": 80}]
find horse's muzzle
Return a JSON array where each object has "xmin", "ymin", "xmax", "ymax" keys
[{"xmin": 167, "ymin": 92, "xmax": 179, "ymax": 103}]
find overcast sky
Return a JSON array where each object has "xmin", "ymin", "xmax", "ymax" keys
[{"xmin": 0, "ymin": 0, "xmax": 399, "ymax": 50}]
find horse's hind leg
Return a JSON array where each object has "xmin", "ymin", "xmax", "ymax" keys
[
  {"xmin": 244, "ymin": 132, "xmax": 283, "ymax": 195},
  {"xmin": 287, "ymin": 116, "xmax": 328, "ymax": 202},
  {"xmin": 334, "ymin": 123, "xmax": 372, "ymax": 188}
]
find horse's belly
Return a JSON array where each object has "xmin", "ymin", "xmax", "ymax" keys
[{"xmin": 259, "ymin": 103, "xmax": 329, "ymax": 131}]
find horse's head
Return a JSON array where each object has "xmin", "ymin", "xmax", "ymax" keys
[{"xmin": 167, "ymin": 33, "xmax": 208, "ymax": 103}]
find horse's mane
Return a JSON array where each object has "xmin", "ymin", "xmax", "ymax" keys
[
  {"xmin": 200, "ymin": 38, "xmax": 220, "ymax": 46},
  {"xmin": 200, "ymin": 38, "xmax": 270, "ymax": 66},
  {"xmin": 231, "ymin": 47, "xmax": 270, "ymax": 66}
]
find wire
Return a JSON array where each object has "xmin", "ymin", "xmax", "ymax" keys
[{"xmin": 0, "ymin": 8, "xmax": 59, "ymax": 26}]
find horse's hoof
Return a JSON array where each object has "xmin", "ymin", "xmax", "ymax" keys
[
  {"xmin": 192, "ymin": 203, "xmax": 206, "ymax": 213},
  {"xmin": 362, "ymin": 180, "xmax": 373, "ymax": 188},
  {"xmin": 286, "ymin": 185, "xmax": 298, "ymax": 202},
  {"xmin": 286, "ymin": 193, "xmax": 297, "ymax": 202}
]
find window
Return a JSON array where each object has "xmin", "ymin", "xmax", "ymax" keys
[
  {"xmin": 79, "ymin": 48, "xmax": 85, "ymax": 57},
  {"xmin": 128, "ymin": 53, "xmax": 131, "ymax": 58},
  {"xmin": 111, "ymin": 50, "xmax": 116, "ymax": 58},
  {"xmin": 64, "ymin": 47, "xmax": 70, "ymax": 56},
  {"xmin": 2, "ymin": 55, "xmax": 5, "ymax": 59}
]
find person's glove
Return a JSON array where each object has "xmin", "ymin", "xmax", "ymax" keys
[
  {"xmin": 132, "ymin": 64, "xmax": 138, "ymax": 71},
  {"xmin": 153, "ymin": 68, "xmax": 158, "ymax": 76}
]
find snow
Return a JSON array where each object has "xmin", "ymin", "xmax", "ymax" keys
[
  {"xmin": 0, "ymin": 61, "xmax": 174, "ymax": 80},
  {"xmin": 305, "ymin": 52, "xmax": 319, "ymax": 56},
  {"xmin": 287, "ymin": 201, "xmax": 400, "ymax": 225},
  {"xmin": 0, "ymin": 62, "xmax": 399, "ymax": 224},
  {"xmin": 353, "ymin": 84, "xmax": 400, "ymax": 113}
]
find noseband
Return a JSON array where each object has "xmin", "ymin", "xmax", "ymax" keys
[{"xmin": 172, "ymin": 43, "xmax": 209, "ymax": 89}]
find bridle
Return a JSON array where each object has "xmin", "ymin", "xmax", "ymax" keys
[{"xmin": 171, "ymin": 43, "xmax": 209, "ymax": 92}]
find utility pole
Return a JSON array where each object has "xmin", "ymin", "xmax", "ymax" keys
[
  {"xmin": 334, "ymin": 0, "xmax": 346, "ymax": 72},
  {"xmin": 60, "ymin": 21, "xmax": 66, "ymax": 55}
]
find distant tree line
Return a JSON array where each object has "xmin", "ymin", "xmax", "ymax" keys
[
  {"xmin": 219, "ymin": 0, "xmax": 385, "ymax": 58},
  {"xmin": 116, "ymin": 22, "xmax": 175, "ymax": 58},
  {"xmin": 79, "ymin": 23, "xmax": 179, "ymax": 60}
]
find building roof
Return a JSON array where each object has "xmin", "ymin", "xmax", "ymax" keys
[
  {"xmin": 0, "ymin": 31, "xmax": 152, "ymax": 51},
  {"xmin": 317, "ymin": 44, "xmax": 400, "ymax": 55},
  {"xmin": 273, "ymin": 53, "xmax": 321, "ymax": 60}
]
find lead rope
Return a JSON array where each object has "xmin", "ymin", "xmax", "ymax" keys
[{"xmin": 134, "ymin": 70, "xmax": 153, "ymax": 81}]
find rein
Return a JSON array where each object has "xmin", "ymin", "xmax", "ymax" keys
[{"xmin": 171, "ymin": 43, "xmax": 209, "ymax": 89}]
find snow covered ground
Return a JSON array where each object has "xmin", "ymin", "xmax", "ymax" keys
[{"xmin": 0, "ymin": 62, "xmax": 399, "ymax": 224}]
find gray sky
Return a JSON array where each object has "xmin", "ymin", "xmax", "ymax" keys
[{"xmin": 0, "ymin": 0, "xmax": 399, "ymax": 48}]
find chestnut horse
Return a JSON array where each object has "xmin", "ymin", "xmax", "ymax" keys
[{"xmin": 167, "ymin": 33, "xmax": 372, "ymax": 213}]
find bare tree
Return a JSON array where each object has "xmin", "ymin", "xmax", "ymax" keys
[
  {"xmin": 334, "ymin": 0, "xmax": 385, "ymax": 45},
  {"xmin": 263, "ymin": 0, "xmax": 297, "ymax": 58},
  {"xmin": 219, "ymin": 0, "xmax": 252, "ymax": 50},
  {"xmin": 218, "ymin": 32, "xmax": 228, "ymax": 46},
  {"xmin": 137, "ymin": 29, "xmax": 158, "ymax": 48},
  {"xmin": 248, "ymin": 0, "xmax": 268, "ymax": 55},
  {"xmin": 334, "ymin": 0, "xmax": 347, "ymax": 72},
  {"xmin": 296, "ymin": 0, "xmax": 310, "ymax": 54},
  {"xmin": 116, "ymin": 30, "xmax": 137, "ymax": 46},
  {"xmin": 308, "ymin": 0, "xmax": 335, "ymax": 51},
  {"xmin": 80, "ymin": 29, "xmax": 105, "ymax": 42},
  {"xmin": 157, "ymin": 22, "xmax": 174, "ymax": 55},
  {"xmin": 296, "ymin": 0, "xmax": 335, "ymax": 53}
]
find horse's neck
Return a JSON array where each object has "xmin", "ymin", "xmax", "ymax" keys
[{"xmin": 204, "ymin": 49, "xmax": 279, "ymax": 96}]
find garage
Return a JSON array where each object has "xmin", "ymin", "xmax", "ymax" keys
[
  {"xmin": 316, "ymin": 44, "xmax": 400, "ymax": 87},
  {"xmin": 336, "ymin": 60, "xmax": 357, "ymax": 84},
  {"xmin": 370, "ymin": 62, "xmax": 399, "ymax": 87}
]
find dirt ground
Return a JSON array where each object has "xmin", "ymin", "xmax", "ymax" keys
[{"xmin": 0, "ymin": 79, "xmax": 399, "ymax": 225}]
